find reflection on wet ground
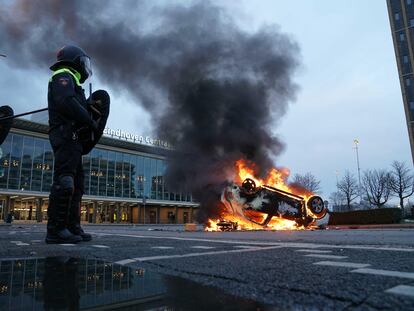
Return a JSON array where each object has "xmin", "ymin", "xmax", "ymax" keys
[{"xmin": 0, "ymin": 257, "xmax": 270, "ymax": 311}]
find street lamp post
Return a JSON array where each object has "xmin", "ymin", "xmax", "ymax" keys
[{"xmin": 353, "ymin": 139, "xmax": 362, "ymax": 201}]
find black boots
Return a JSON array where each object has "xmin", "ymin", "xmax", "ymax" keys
[
  {"xmin": 68, "ymin": 189, "xmax": 92, "ymax": 242},
  {"xmin": 68, "ymin": 224, "xmax": 92, "ymax": 242},
  {"xmin": 46, "ymin": 184, "xmax": 82, "ymax": 244},
  {"xmin": 45, "ymin": 227, "xmax": 82, "ymax": 244}
]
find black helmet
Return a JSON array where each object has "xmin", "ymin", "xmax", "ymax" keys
[{"xmin": 50, "ymin": 45, "xmax": 92, "ymax": 83}]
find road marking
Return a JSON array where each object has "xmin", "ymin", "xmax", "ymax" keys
[
  {"xmin": 91, "ymin": 245, "xmax": 110, "ymax": 249},
  {"xmin": 10, "ymin": 241, "xmax": 30, "ymax": 246},
  {"xmin": 151, "ymin": 246, "xmax": 175, "ymax": 249},
  {"xmin": 115, "ymin": 245, "xmax": 283, "ymax": 265},
  {"xmin": 115, "ymin": 259, "xmax": 137, "ymax": 265},
  {"xmin": 304, "ymin": 254, "xmax": 348, "ymax": 259},
  {"xmin": 313, "ymin": 261, "xmax": 371, "ymax": 269},
  {"xmin": 93, "ymin": 232, "xmax": 414, "ymax": 252},
  {"xmin": 351, "ymin": 268, "xmax": 414, "ymax": 280},
  {"xmin": 385, "ymin": 285, "xmax": 414, "ymax": 298},
  {"xmin": 30, "ymin": 240, "xmax": 42, "ymax": 243},
  {"xmin": 296, "ymin": 249, "xmax": 333, "ymax": 253},
  {"xmin": 190, "ymin": 246, "xmax": 216, "ymax": 249},
  {"xmin": 233, "ymin": 245, "xmax": 258, "ymax": 249},
  {"xmin": 59, "ymin": 244, "xmax": 76, "ymax": 247}
]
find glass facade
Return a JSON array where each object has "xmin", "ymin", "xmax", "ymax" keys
[
  {"xmin": 0, "ymin": 132, "xmax": 192, "ymax": 202},
  {"xmin": 0, "ymin": 258, "xmax": 166, "ymax": 311}
]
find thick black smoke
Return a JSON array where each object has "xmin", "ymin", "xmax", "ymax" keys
[{"xmin": 0, "ymin": 0, "xmax": 300, "ymax": 221}]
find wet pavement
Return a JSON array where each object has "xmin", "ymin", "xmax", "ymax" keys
[
  {"xmin": 0, "ymin": 257, "xmax": 270, "ymax": 311},
  {"xmin": 1, "ymin": 224, "xmax": 414, "ymax": 310}
]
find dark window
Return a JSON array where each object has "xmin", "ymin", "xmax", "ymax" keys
[
  {"xmin": 410, "ymin": 101, "xmax": 414, "ymax": 120},
  {"xmin": 122, "ymin": 153, "xmax": 130, "ymax": 198},
  {"xmin": 156, "ymin": 159, "xmax": 164, "ymax": 200},
  {"xmin": 106, "ymin": 151, "xmax": 116, "ymax": 197},
  {"xmin": 143, "ymin": 157, "xmax": 151, "ymax": 199},
  {"xmin": 135, "ymin": 156, "xmax": 144, "ymax": 199},
  {"xmin": 114, "ymin": 152, "xmax": 123, "ymax": 197},
  {"xmin": 90, "ymin": 149, "xmax": 99, "ymax": 196},
  {"xmin": 411, "ymin": 19, "xmax": 414, "ymax": 27},
  {"xmin": 20, "ymin": 136, "xmax": 34, "ymax": 191},
  {"xmin": 41, "ymin": 143, "xmax": 53, "ymax": 192},
  {"xmin": 400, "ymin": 33, "xmax": 405, "ymax": 41},
  {"xmin": 150, "ymin": 158, "xmax": 157, "ymax": 199},
  {"xmin": 404, "ymin": 55, "xmax": 409, "ymax": 63},
  {"xmin": 0, "ymin": 134, "xmax": 12, "ymax": 188},
  {"xmin": 98, "ymin": 149, "xmax": 108, "ymax": 197},
  {"xmin": 8, "ymin": 134, "xmax": 23, "ymax": 190},
  {"xmin": 395, "ymin": 12, "xmax": 400, "ymax": 20},
  {"xmin": 130, "ymin": 155, "xmax": 137, "ymax": 198},
  {"xmin": 31, "ymin": 138, "xmax": 45, "ymax": 191}
]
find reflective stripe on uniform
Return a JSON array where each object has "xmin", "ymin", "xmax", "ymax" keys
[{"xmin": 49, "ymin": 68, "xmax": 81, "ymax": 86}]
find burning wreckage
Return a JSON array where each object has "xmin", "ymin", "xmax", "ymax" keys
[{"xmin": 211, "ymin": 178, "xmax": 327, "ymax": 231}]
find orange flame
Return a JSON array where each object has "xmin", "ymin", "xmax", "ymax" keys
[
  {"xmin": 235, "ymin": 159, "xmax": 292, "ymax": 193},
  {"xmin": 205, "ymin": 159, "xmax": 312, "ymax": 231}
]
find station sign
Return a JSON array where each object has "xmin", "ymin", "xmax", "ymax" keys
[{"xmin": 103, "ymin": 128, "xmax": 173, "ymax": 149}]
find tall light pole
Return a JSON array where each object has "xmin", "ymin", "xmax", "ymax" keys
[{"xmin": 353, "ymin": 139, "xmax": 362, "ymax": 190}]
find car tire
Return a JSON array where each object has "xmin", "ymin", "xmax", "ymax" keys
[
  {"xmin": 242, "ymin": 178, "xmax": 256, "ymax": 193},
  {"xmin": 306, "ymin": 196, "xmax": 327, "ymax": 218}
]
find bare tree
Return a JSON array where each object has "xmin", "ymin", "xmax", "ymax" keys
[
  {"xmin": 291, "ymin": 172, "xmax": 321, "ymax": 193},
  {"xmin": 329, "ymin": 191, "xmax": 345, "ymax": 210},
  {"xmin": 336, "ymin": 171, "xmax": 359, "ymax": 210},
  {"xmin": 361, "ymin": 169, "xmax": 392, "ymax": 208},
  {"xmin": 389, "ymin": 161, "xmax": 414, "ymax": 208}
]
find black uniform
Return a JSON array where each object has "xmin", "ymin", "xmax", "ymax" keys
[
  {"xmin": 46, "ymin": 68, "xmax": 94, "ymax": 244},
  {"xmin": 46, "ymin": 45, "xmax": 109, "ymax": 244}
]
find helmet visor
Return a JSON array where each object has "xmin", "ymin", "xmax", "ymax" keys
[{"xmin": 80, "ymin": 56, "xmax": 92, "ymax": 78}]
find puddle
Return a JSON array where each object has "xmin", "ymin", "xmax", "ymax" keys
[{"xmin": 0, "ymin": 257, "xmax": 271, "ymax": 311}]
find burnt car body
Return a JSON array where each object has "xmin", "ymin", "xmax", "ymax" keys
[{"xmin": 220, "ymin": 178, "xmax": 327, "ymax": 229}]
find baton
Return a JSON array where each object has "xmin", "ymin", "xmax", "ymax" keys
[{"xmin": 0, "ymin": 107, "xmax": 48, "ymax": 122}]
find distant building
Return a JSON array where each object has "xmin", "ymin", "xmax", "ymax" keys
[
  {"xmin": 387, "ymin": 0, "xmax": 414, "ymax": 163},
  {"xmin": 0, "ymin": 119, "xmax": 198, "ymax": 224}
]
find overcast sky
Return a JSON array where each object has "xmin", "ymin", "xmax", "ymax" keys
[{"xmin": 0, "ymin": 0, "xmax": 410, "ymax": 198}]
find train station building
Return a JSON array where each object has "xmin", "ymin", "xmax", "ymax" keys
[{"xmin": 0, "ymin": 119, "xmax": 198, "ymax": 224}]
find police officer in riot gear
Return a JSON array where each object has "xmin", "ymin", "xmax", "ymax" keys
[{"xmin": 46, "ymin": 45, "xmax": 110, "ymax": 244}]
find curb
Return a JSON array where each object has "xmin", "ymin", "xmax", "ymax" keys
[{"xmin": 327, "ymin": 224, "xmax": 414, "ymax": 230}]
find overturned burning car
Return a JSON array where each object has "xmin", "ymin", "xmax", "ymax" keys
[{"xmin": 218, "ymin": 178, "xmax": 327, "ymax": 230}]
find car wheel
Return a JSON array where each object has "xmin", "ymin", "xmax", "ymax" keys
[
  {"xmin": 242, "ymin": 178, "xmax": 256, "ymax": 193},
  {"xmin": 306, "ymin": 196, "xmax": 327, "ymax": 218}
]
